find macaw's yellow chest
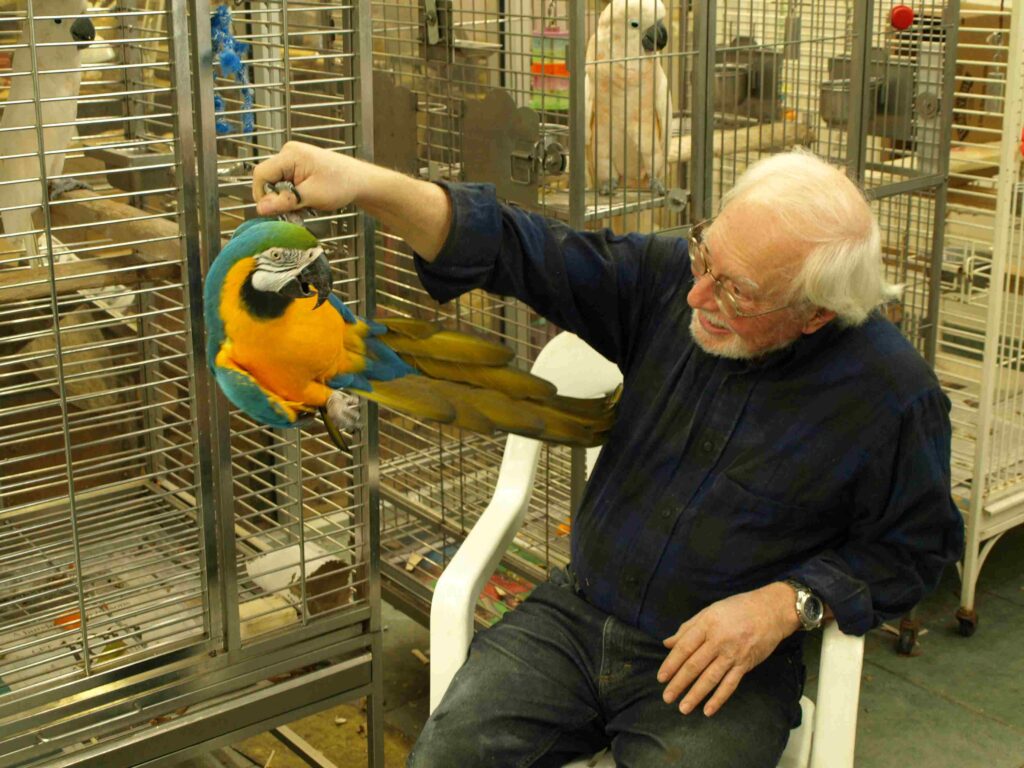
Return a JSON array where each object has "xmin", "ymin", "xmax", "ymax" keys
[{"xmin": 219, "ymin": 260, "xmax": 361, "ymax": 403}]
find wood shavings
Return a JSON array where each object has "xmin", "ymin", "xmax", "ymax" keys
[
  {"xmin": 405, "ymin": 553, "xmax": 424, "ymax": 572},
  {"xmin": 411, "ymin": 648, "xmax": 430, "ymax": 665}
]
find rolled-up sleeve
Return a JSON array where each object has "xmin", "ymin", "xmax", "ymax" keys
[
  {"xmin": 413, "ymin": 181, "xmax": 672, "ymax": 366},
  {"xmin": 787, "ymin": 388, "xmax": 965, "ymax": 635}
]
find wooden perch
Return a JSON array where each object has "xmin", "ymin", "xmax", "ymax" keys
[
  {"xmin": 669, "ymin": 119, "xmax": 815, "ymax": 164},
  {"xmin": 0, "ymin": 190, "xmax": 185, "ymax": 302},
  {"xmin": 0, "ymin": 255, "xmax": 179, "ymax": 303},
  {"xmin": 47, "ymin": 189, "xmax": 184, "ymax": 265}
]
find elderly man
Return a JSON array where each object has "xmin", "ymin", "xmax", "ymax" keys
[{"xmin": 253, "ymin": 143, "xmax": 963, "ymax": 768}]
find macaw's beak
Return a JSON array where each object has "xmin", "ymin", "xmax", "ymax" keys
[
  {"xmin": 71, "ymin": 16, "xmax": 96, "ymax": 46},
  {"xmin": 642, "ymin": 19, "xmax": 668, "ymax": 52},
  {"xmin": 279, "ymin": 251, "xmax": 333, "ymax": 308}
]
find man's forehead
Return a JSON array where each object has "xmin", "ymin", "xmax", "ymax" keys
[{"xmin": 707, "ymin": 206, "xmax": 804, "ymax": 288}]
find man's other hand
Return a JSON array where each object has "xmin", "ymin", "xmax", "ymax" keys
[{"xmin": 657, "ymin": 582, "xmax": 802, "ymax": 717}]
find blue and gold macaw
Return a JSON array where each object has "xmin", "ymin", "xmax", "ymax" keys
[{"xmin": 203, "ymin": 218, "xmax": 618, "ymax": 449}]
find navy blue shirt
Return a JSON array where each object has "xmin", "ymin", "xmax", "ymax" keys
[{"xmin": 415, "ymin": 182, "xmax": 965, "ymax": 644}]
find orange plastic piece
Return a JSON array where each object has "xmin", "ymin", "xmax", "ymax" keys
[
  {"xmin": 530, "ymin": 62, "xmax": 569, "ymax": 77},
  {"xmin": 54, "ymin": 612, "xmax": 81, "ymax": 631}
]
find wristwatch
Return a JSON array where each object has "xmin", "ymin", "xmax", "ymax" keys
[{"xmin": 785, "ymin": 580, "xmax": 824, "ymax": 631}]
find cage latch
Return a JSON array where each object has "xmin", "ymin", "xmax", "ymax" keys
[
  {"xmin": 424, "ymin": 0, "xmax": 441, "ymax": 45},
  {"xmin": 510, "ymin": 147, "xmax": 535, "ymax": 185}
]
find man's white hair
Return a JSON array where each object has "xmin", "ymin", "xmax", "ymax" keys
[{"xmin": 720, "ymin": 148, "xmax": 900, "ymax": 327}]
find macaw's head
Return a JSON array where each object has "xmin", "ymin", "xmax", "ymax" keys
[{"xmin": 230, "ymin": 218, "xmax": 334, "ymax": 310}]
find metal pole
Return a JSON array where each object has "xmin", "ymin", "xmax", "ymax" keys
[
  {"xmin": 188, "ymin": 0, "xmax": 243, "ymax": 655},
  {"xmin": 691, "ymin": 0, "xmax": 716, "ymax": 220},
  {"xmin": 846, "ymin": 0, "xmax": 874, "ymax": 183},
  {"xmin": 355, "ymin": 0, "xmax": 384, "ymax": 763}
]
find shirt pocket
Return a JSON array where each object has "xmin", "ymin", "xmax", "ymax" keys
[{"xmin": 685, "ymin": 472, "xmax": 819, "ymax": 581}]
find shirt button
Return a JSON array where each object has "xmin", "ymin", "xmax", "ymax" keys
[
  {"xmin": 702, "ymin": 440, "xmax": 714, "ymax": 452},
  {"xmin": 661, "ymin": 509, "xmax": 671, "ymax": 518},
  {"xmin": 625, "ymin": 575, "xmax": 637, "ymax": 585}
]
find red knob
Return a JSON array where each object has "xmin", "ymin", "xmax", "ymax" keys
[{"xmin": 890, "ymin": 5, "xmax": 915, "ymax": 31}]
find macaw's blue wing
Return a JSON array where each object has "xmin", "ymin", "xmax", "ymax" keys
[{"xmin": 213, "ymin": 351, "xmax": 313, "ymax": 429}]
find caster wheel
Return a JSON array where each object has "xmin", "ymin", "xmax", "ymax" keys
[
  {"xmin": 897, "ymin": 627, "xmax": 917, "ymax": 655},
  {"xmin": 955, "ymin": 608, "xmax": 977, "ymax": 637}
]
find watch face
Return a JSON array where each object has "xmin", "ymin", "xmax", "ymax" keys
[{"xmin": 805, "ymin": 596, "xmax": 824, "ymax": 624}]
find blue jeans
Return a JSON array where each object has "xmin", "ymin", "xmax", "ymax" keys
[{"xmin": 408, "ymin": 569, "xmax": 805, "ymax": 768}]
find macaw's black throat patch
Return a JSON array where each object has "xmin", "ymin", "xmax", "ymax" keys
[{"xmin": 241, "ymin": 273, "xmax": 292, "ymax": 319}]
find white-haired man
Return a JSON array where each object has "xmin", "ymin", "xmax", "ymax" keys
[{"xmin": 253, "ymin": 143, "xmax": 963, "ymax": 768}]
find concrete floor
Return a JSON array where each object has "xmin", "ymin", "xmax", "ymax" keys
[{"xmin": 187, "ymin": 525, "xmax": 1024, "ymax": 768}]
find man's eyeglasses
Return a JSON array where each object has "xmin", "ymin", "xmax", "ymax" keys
[{"xmin": 688, "ymin": 219, "xmax": 795, "ymax": 319}]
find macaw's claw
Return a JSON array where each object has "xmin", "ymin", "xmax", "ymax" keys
[
  {"xmin": 321, "ymin": 390, "xmax": 361, "ymax": 452},
  {"xmin": 263, "ymin": 181, "xmax": 307, "ymax": 226}
]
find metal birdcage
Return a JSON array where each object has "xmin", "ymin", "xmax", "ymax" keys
[
  {"xmin": 367, "ymin": 0, "xmax": 961, "ymax": 633},
  {"xmin": 0, "ymin": 1, "xmax": 384, "ymax": 765},
  {"xmin": 938, "ymin": 0, "xmax": 1024, "ymax": 637}
]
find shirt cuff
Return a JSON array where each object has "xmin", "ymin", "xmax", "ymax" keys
[
  {"xmin": 413, "ymin": 181, "xmax": 504, "ymax": 304},
  {"xmin": 787, "ymin": 551, "xmax": 875, "ymax": 636}
]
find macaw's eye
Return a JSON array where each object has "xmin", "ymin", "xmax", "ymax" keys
[
  {"xmin": 629, "ymin": 19, "xmax": 640, "ymax": 28},
  {"xmin": 54, "ymin": 18, "xmax": 63, "ymax": 24}
]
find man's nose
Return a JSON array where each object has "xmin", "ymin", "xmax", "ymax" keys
[{"xmin": 687, "ymin": 272, "xmax": 717, "ymax": 311}]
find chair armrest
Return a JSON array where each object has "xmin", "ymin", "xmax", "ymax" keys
[
  {"xmin": 429, "ymin": 434, "xmax": 544, "ymax": 712},
  {"xmin": 809, "ymin": 622, "xmax": 866, "ymax": 768}
]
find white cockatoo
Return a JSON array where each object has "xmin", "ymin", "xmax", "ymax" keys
[
  {"xmin": 585, "ymin": 0, "xmax": 673, "ymax": 196},
  {"xmin": 0, "ymin": 0, "xmax": 95, "ymax": 261}
]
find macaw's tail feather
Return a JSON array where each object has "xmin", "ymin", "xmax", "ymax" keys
[
  {"xmin": 356, "ymin": 377, "xmax": 457, "ymax": 423},
  {"xmin": 362, "ymin": 376, "xmax": 617, "ymax": 447},
  {"xmin": 380, "ymin": 325, "xmax": 514, "ymax": 366},
  {"xmin": 400, "ymin": 354, "xmax": 557, "ymax": 401}
]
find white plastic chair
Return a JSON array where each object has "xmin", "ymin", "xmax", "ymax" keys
[{"xmin": 429, "ymin": 332, "xmax": 866, "ymax": 768}]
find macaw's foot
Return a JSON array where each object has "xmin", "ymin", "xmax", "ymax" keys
[
  {"xmin": 49, "ymin": 177, "xmax": 92, "ymax": 200},
  {"xmin": 598, "ymin": 179, "xmax": 618, "ymax": 197},
  {"xmin": 321, "ymin": 389, "xmax": 361, "ymax": 451},
  {"xmin": 649, "ymin": 178, "xmax": 667, "ymax": 196},
  {"xmin": 263, "ymin": 181, "xmax": 307, "ymax": 225}
]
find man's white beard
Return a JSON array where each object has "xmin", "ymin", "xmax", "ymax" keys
[{"xmin": 689, "ymin": 310, "xmax": 795, "ymax": 360}]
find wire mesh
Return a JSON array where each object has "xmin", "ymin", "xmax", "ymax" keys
[
  {"xmin": 0, "ymin": 0, "xmax": 210, "ymax": 700},
  {"xmin": 0, "ymin": 1, "xmax": 378, "ymax": 760}
]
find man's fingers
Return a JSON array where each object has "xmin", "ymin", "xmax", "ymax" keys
[
  {"xmin": 252, "ymin": 153, "xmax": 289, "ymax": 202},
  {"xmin": 657, "ymin": 626, "xmax": 705, "ymax": 683},
  {"xmin": 678, "ymin": 657, "xmax": 734, "ymax": 715},
  {"xmin": 661, "ymin": 641, "xmax": 714, "ymax": 704},
  {"xmin": 701, "ymin": 666, "xmax": 745, "ymax": 717}
]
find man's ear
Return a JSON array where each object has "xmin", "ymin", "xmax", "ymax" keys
[{"xmin": 802, "ymin": 308, "xmax": 836, "ymax": 335}]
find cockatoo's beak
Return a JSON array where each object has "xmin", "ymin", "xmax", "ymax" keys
[
  {"xmin": 71, "ymin": 17, "xmax": 95, "ymax": 47},
  {"xmin": 642, "ymin": 20, "xmax": 668, "ymax": 52}
]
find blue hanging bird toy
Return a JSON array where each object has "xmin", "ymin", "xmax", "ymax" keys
[{"xmin": 211, "ymin": 4, "xmax": 254, "ymax": 135}]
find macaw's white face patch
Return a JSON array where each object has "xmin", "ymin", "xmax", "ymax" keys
[{"xmin": 250, "ymin": 246, "xmax": 326, "ymax": 294}]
